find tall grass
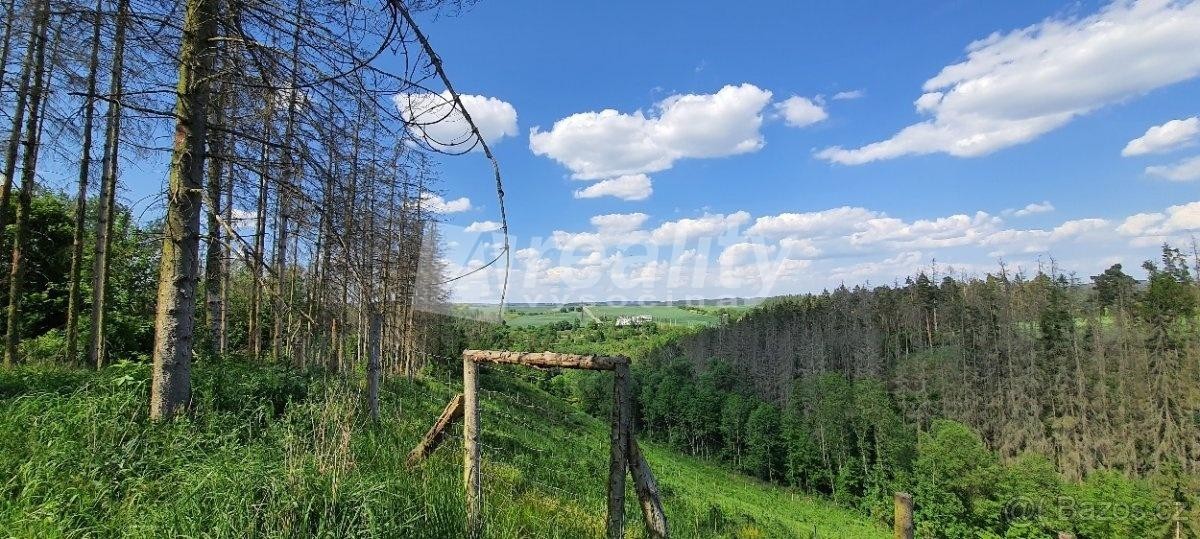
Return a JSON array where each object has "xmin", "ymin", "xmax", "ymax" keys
[{"xmin": 0, "ymin": 361, "xmax": 887, "ymax": 538}]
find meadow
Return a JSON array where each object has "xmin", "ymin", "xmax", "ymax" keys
[{"xmin": 0, "ymin": 360, "xmax": 888, "ymax": 538}]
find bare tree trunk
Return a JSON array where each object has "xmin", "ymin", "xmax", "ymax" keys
[
  {"xmin": 272, "ymin": 0, "xmax": 302, "ymax": 361},
  {"xmin": 3, "ymin": 0, "xmax": 50, "ymax": 367},
  {"xmin": 367, "ymin": 310, "xmax": 381, "ymax": 420},
  {"xmin": 219, "ymin": 146, "xmax": 232, "ymax": 355},
  {"xmin": 89, "ymin": 0, "xmax": 127, "ymax": 370},
  {"xmin": 65, "ymin": 0, "xmax": 105, "ymax": 365},
  {"xmin": 248, "ymin": 110, "xmax": 271, "ymax": 360},
  {"xmin": 204, "ymin": 93, "xmax": 225, "ymax": 357},
  {"xmin": 149, "ymin": 0, "xmax": 217, "ymax": 419},
  {"xmin": 0, "ymin": 0, "xmax": 21, "ymax": 92},
  {"xmin": 0, "ymin": 0, "xmax": 45, "ymax": 245}
]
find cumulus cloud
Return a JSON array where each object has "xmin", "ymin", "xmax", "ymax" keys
[
  {"xmin": 420, "ymin": 193, "xmax": 472, "ymax": 214},
  {"xmin": 464, "ymin": 221, "xmax": 502, "ymax": 233},
  {"xmin": 573, "ymin": 174, "xmax": 653, "ymax": 201},
  {"xmin": 395, "ymin": 91, "xmax": 517, "ymax": 150},
  {"xmin": 775, "ymin": 96, "xmax": 828, "ymax": 127},
  {"xmin": 649, "ymin": 211, "xmax": 751, "ymax": 244},
  {"xmin": 1004, "ymin": 201, "xmax": 1055, "ymax": 217},
  {"xmin": 1117, "ymin": 201, "xmax": 1200, "ymax": 237},
  {"xmin": 590, "ymin": 212, "xmax": 649, "ymax": 233},
  {"xmin": 850, "ymin": 212, "xmax": 1003, "ymax": 249},
  {"xmin": 832, "ymin": 90, "xmax": 865, "ymax": 101},
  {"xmin": 1123, "ymin": 117, "xmax": 1200, "ymax": 156},
  {"xmin": 984, "ymin": 218, "xmax": 1110, "ymax": 253},
  {"xmin": 1145, "ymin": 155, "xmax": 1200, "ymax": 182},
  {"xmin": 530, "ymin": 84, "xmax": 774, "ymax": 180},
  {"xmin": 817, "ymin": 1, "xmax": 1200, "ymax": 165},
  {"xmin": 746, "ymin": 206, "xmax": 883, "ymax": 238}
]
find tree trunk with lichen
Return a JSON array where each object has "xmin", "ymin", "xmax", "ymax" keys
[
  {"xmin": 149, "ymin": 0, "xmax": 217, "ymax": 419},
  {"xmin": 3, "ymin": 0, "xmax": 50, "ymax": 368},
  {"xmin": 89, "ymin": 0, "xmax": 128, "ymax": 369},
  {"xmin": 65, "ymin": 0, "xmax": 105, "ymax": 365}
]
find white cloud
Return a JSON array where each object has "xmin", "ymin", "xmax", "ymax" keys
[
  {"xmin": 851, "ymin": 212, "xmax": 1002, "ymax": 249},
  {"xmin": 775, "ymin": 96, "xmax": 828, "ymax": 127},
  {"xmin": 395, "ymin": 91, "xmax": 517, "ymax": 150},
  {"xmin": 1123, "ymin": 116, "xmax": 1200, "ymax": 156},
  {"xmin": 817, "ymin": 1, "xmax": 1200, "ymax": 165},
  {"xmin": 1004, "ymin": 201, "xmax": 1055, "ymax": 217},
  {"xmin": 779, "ymin": 237, "xmax": 820, "ymax": 258},
  {"xmin": 1145, "ymin": 155, "xmax": 1200, "ymax": 182},
  {"xmin": 573, "ymin": 174, "xmax": 653, "ymax": 201},
  {"xmin": 831, "ymin": 251, "xmax": 924, "ymax": 282},
  {"xmin": 746, "ymin": 206, "xmax": 883, "ymax": 238},
  {"xmin": 530, "ymin": 84, "xmax": 774, "ymax": 180},
  {"xmin": 590, "ymin": 212, "xmax": 649, "ymax": 233},
  {"xmin": 420, "ymin": 193, "xmax": 472, "ymax": 214},
  {"xmin": 718, "ymin": 242, "xmax": 777, "ymax": 267},
  {"xmin": 464, "ymin": 221, "xmax": 502, "ymax": 233},
  {"xmin": 650, "ymin": 211, "xmax": 750, "ymax": 244},
  {"xmin": 832, "ymin": 90, "xmax": 865, "ymax": 101},
  {"xmin": 1117, "ymin": 201, "xmax": 1200, "ymax": 237},
  {"xmin": 231, "ymin": 208, "xmax": 257, "ymax": 229}
]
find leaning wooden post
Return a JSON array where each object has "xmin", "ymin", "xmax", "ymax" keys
[
  {"xmin": 463, "ymin": 353, "xmax": 482, "ymax": 538},
  {"xmin": 894, "ymin": 492, "xmax": 913, "ymax": 539},
  {"xmin": 629, "ymin": 438, "xmax": 668, "ymax": 538},
  {"xmin": 607, "ymin": 360, "xmax": 631, "ymax": 539},
  {"xmin": 406, "ymin": 394, "xmax": 465, "ymax": 467},
  {"xmin": 366, "ymin": 312, "xmax": 382, "ymax": 420}
]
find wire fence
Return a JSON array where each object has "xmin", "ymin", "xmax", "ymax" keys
[{"xmin": 392, "ymin": 350, "xmax": 610, "ymax": 511}]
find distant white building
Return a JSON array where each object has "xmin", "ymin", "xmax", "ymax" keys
[{"xmin": 614, "ymin": 315, "xmax": 653, "ymax": 327}]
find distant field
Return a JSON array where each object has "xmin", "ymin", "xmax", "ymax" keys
[{"xmin": 494, "ymin": 304, "xmax": 752, "ymax": 328}]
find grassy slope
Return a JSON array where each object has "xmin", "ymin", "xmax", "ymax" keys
[{"xmin": 0, "ymin": 363, "xmax": 886, "ymax": 538}]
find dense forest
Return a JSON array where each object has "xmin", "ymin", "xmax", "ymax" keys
[{"xmin": 621, "ymin": 247, "xmax": 1200, "ymax": 537}]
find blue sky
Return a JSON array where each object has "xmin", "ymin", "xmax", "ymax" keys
[
  {"xmin": 97, "ymin": 0, "xmax": 1200, "ymax": 304},
  {"xmin": 402, "ymin": 0, "xmax": 1200, "ymax": 303}
]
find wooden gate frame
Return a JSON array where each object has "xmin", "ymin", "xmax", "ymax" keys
[{"xmin": 406, "ymin": 350, "xmax": 668, "ymax": 538}]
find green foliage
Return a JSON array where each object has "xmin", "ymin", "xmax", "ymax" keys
[
  {"xmin": 912, "ymin": 419, "xmax": 999, "ymax": 538},
  {"xmin": 0, "ymin": 190, "xmax": 158, "ymax": 365}
]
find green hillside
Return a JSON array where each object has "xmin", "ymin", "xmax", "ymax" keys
[
  {"xmin": 0, "ymin": 361, "xmax": 888, "ymax": 538},
  {"xmin": 490, "ymin": 304, "xmax": 752, "ymax": 328}
]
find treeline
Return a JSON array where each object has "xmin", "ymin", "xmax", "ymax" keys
[
  {"xmin": 653, "ymin": 245, "xmax": 1200, "ymax": 482},
  {"xmin": 617, "ymin": 245, "xmax": 1200, "ymax": 537},
  {"xmin": 634, "ymin": 361, "xmax": 1193, "ymax": 537},
  {"xmin": 1, "ymin": 0, "xmax": 491, "ymax": 417}
]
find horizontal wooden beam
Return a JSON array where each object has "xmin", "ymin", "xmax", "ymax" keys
[{"xmin": 463, "ymin": 350, "xmax": 629, "ymax": 371}]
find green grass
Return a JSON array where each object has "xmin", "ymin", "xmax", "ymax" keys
[{"xmin": 0, "ymin": 362, "xmax": 887, "ymax": 538}]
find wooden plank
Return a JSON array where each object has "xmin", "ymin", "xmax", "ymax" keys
[
  {"xmin": 894, "ymin": 492, "xmax": 913, "ymax": 539},
  {"xmin": 464, "ymin": 349, "xmax": 627, "ymax": 371},
  {"xmin": 607, "ymin": 362, "xmax": 631, "ymax": 539},
  {"xmin": 463, "ymin": 353, "xmax": 482, "ymax": 538},
  {"xmin": 405, "ymin": 394, "xmax": 464, "ymax": 468},
  {"xmin": 629, "ymin": 438, "xmax": 668, "ymax": 538}
]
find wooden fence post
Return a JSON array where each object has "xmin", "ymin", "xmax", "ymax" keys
[
  {"xmin": 366, "ymin": 312, "xmax": 382, "ymax": 420},
  {"xmin": 463, "ymin": 354, "xmax": 482, "ymax": 538},
  {"xmin": 607, "ymin": 361, "xmax": 630, "ymax": 539},
  {"xmin": 406, "ymin": 394, "xmax": 465, "ymax": 467},
  {"xmin": 629, "ymin": 438, "xmax": 668, "ymax": 538},
  {"xmin": 894, "ymin": 492, "xmax": 913, "ymax": 539}
]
